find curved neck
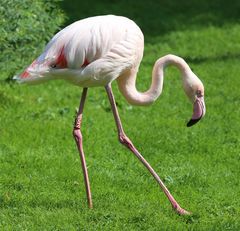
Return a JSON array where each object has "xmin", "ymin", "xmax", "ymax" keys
[{"xmin": 117, "ymin": 54, "xmax": 191, "ymax": 105}]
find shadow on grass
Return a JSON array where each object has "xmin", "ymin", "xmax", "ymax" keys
[
  {"xmin": 60, "ymin": 0, "xmax": 240, "ymax": 38},
  {"xmin": 186, "ymin": 53, "xmax": 240, "ymax": 64}
]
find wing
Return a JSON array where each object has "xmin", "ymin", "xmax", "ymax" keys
[{"xmin": 14, "ymin": 15, "xmax": 144, "ymax": 86}]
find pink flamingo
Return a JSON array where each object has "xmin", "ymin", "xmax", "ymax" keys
[{"xmin": 14, "ymin": 15, "xmax": 206, "ymax": 215}]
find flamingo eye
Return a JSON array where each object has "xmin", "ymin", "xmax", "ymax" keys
[{"xmin": 196, "ymin": 90, "xmax": 203, "ymax": 97}]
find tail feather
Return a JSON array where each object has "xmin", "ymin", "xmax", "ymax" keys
[{"xmin": 13, "ymin": 58, "xmax": 54, "ymax": 84}]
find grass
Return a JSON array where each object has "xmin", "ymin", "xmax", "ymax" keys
[{"xmin": 1, "ymin": 0, "xmax": 240, "ymax": 230}]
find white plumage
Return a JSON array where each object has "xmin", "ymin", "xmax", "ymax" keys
[{"xmin": 17, "ymin": 15, "xmax": 143, "ymax": 87}]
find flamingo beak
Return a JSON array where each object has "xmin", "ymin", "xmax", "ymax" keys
[{"xmin": 187, "ymin": 96, "xmax": 206, "ymax": 127}]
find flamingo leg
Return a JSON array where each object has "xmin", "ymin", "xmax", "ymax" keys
[
  {"xmin": 105, "ymin": 84, "xmax": 190, "ymax": 215},
  {"xmin": 73, "ymin": 88, "xmax": 93, "ymax": 208}
]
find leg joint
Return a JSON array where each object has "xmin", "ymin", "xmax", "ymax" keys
[{"xmin": 118, "ymin": 133, "xmax": 133, "ymax": 148}]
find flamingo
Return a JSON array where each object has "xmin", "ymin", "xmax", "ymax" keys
[{"xmin": 14, "ymin": 15, "xmax": 206, "ymax": 215}]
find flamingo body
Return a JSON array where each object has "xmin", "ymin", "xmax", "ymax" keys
[{"xmin": 17, "ymin": 15, "xmax": 143, "ymax": 87}]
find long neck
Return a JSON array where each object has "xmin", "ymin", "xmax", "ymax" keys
[{"xmin": 117, "ymin": 54, "xmax": 191, "ymax": 105}]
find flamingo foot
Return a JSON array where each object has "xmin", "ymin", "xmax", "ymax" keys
[{"xmin": 173, "ymin": 205, "xmax": 191, "ymax": 215}]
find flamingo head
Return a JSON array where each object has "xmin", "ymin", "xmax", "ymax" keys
[{"xmin": 182, "ymin": 70, "xmax": 206, "ymax": 127}]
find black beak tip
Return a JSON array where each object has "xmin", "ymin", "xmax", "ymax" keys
[{"xmin": 187, "ymin": 119, "xmax": 201, "ymax": 127}]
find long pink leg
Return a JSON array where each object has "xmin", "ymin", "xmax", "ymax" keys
[
  {"xmin": 73, "ymin": 88, "xmax": 93, "ymax": 208},
  {"xmin": 105, "ymin": 84, "xmax": 190, "ymax": 215}
]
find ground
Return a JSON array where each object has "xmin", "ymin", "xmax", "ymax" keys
[{"xmin": 0, "ymin": 0, "xmax": 240, "ymax": 230}]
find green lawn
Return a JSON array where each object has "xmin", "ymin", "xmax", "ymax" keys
[{"xmin": 1, "ymin": 1, "xmax": 240, "ymax": 230}]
